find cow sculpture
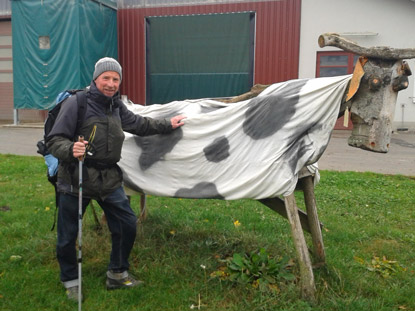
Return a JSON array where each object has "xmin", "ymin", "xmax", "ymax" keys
[{"xmin": 118, "ymin": 33, "xmax": 415, "ymax": 301}]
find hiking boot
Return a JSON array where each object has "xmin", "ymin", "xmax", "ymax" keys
[
  {"xmin": 106, "ymin": 271, "xmax": 144, "ymax": 290},
  {"xmin": 66, "ymin": 285, "xmax": 82, "ymax": 302}
]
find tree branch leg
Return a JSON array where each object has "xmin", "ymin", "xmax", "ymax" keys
[
  {"xmin": 284, "ymin": 193, "xmax": 316, "ymax": 302},
  {"xmin": 301, "ymin": 176, "xmax": 326, "ymax": 265}
]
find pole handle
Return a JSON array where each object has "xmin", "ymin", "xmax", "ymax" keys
[{"xmin": 78, "ymin": 136, "xmax": 85, "ymax": 162}]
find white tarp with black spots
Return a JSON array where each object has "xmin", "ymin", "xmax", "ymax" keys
[{"xmin": 119, "ymin": 75, "xmax": 352, "ymax": 200}]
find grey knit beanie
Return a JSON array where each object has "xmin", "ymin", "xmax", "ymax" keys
[{"xmin": 93, "ymin": 57, "xmax": 122, "ymax": 81}]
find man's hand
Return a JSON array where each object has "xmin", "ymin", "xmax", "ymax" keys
[
  {"xmin": 170, "ymin": 115, "xmax": 187, "ymax": 129},
  {"xmin": 73, "ymin": 140, "xmax": 88, "ymax": 159}
]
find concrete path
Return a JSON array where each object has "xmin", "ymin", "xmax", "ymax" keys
[
  {"xmin": 1, "ymin": 124, "xmax": 414, "ymax": 177},
  {"xmin": 319, "ymin": 130, "xmax": 415, "ymax": 176},
  {"xmin": 0, "ymin": 124, "xmax": 44, "ymax": 157}
]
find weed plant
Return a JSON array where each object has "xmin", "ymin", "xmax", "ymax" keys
[{"xmin": 0, "ymin": 154, "xmax": 414, "ymax": 310}]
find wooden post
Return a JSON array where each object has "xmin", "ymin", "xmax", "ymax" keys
[
  {"xmin": 284, "ymin": 193, "xmax": 316, "ymax": 301},
  {"xmin": 301, "ymin": 176, "xmax": 326, "ymax": 265},
  {"xmin": 139, "ymin": 193, "xmax": 147, "ymax": 222},
  {"xmin": 89, "ymin": 200, "xmax": 102, "ymax": 230},
  {"xmin": 259, "ymin": 197, "xmax": 317, "ymax": 233}
]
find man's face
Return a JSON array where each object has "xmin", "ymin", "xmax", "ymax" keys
[{"xmin": 95, "ymin": 71, "xmax": 121, "ymax": 97}]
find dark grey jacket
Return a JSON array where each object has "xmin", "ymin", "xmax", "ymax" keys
[{"xmin": 46, "ymin": 81, "xmax": 173, "ymax": 200}]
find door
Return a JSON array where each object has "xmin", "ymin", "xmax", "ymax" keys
[{"xmin": 145, "ymin": 12, "xmax": 255, "ymax": 105}]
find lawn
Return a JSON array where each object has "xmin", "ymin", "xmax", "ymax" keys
[{"xmin": 0, "ymin": 154, "xmax": 414, "ymax": 310}]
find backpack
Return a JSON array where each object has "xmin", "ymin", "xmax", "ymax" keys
[
  {"xmin": 37, "ymin": 89, "xmax": 88, "ymax": 184},
  {"xmin": 36, "ymin": 89, "xmax": 88, "ymax": 230}
]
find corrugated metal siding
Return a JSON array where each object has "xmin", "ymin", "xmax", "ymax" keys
[
  {"xmin": 118, "ymin": 0, "xmax": 301, "ymax": 105},
  {"xmin": 0, "ymin": 19, "xmax": 46, "ymax": 123},
  {"xmin": 0, "ymin": 20, "xmax": 13, "ymax": 121}
]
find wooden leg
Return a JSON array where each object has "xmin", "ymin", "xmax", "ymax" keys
[
  {"xmin": 259, "ymin": 197, "xmax": 316, "ymax": 233},
  {"xmin": 301, "ymin": 176, "xmax": 326, "ymax": 264},
  {"xmin": 89, "ymin": 200, "xmax": 102, "ymax": 230},
  {"xmin": 284, "ymin": 193, "xmax": 316, "ymax": 301},
  {"xmin": 139, "ymin": 193, "xmax": 147, "ymax": 222}
]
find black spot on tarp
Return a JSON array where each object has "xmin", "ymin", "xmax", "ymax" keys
[
  {"xmin": 203, "ymin": 136, "xmax": 230, "ymax": 163},
  {"xmin": 243, "ymin": 79, "xmax": 308, "ymax": 140},
  {"xmin": 134, "ymin": 129, "xmax": 183, "ymax": 170},
  {"xmin": 175, "ymin": 182, "xmax": 224, "ymax": 199}
]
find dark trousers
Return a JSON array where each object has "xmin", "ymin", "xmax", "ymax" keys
[{"xmin": 56, "ymin": 186, "xmax": 137, "ymax": 283}]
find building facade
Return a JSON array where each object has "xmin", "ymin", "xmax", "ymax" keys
[
  {"xmin": 299, "ymin": 0, "xmax": 415, "ymax": 130},
  {"xmin": 3, "ymin": 0, "xmax": 415, "ymax": 131},
  {"xmin": 117, "ymin": 0, "xmax": 415, "ymax": 131},
  {"xmin": 117, "ymin": 0, "xmax": 301, "ymax": 106}
]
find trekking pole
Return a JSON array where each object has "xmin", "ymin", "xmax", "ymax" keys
[{"xmin": 77, "ymin": 136, "xmax": 85, "ymax": 311}]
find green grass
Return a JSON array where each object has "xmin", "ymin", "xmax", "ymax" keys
[{"xmin": 0, "ymin": 154, "xmax": 414, "ymax": 311}]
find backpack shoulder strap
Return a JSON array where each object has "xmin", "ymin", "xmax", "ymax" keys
[{"xmin": 74, "ymin": 89, "xmax": 88, "ymax": 135}]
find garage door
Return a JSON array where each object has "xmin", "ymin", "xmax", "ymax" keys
[{"xmin": 145, "ymin": 12, "xmax": 255, "ymax": 105}]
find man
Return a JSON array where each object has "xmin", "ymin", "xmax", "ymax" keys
[{"xmin": 47, "ymin": 57, "xmax": 186, "ymax": 300}]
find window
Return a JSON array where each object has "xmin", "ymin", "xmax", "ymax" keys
[
  {"xmin": 316, "ymin": 51, "xmax": 359, "ymax": 77},
  {"xmin": 316, "ymin": 51, "xmax": 359, "ymax": 129}
]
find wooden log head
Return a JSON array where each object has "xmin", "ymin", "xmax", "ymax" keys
[
  {"xmin": 319, "ymin": 33, "xmax": 415, "ymax": 153},
  {"xmin": 348, "ymin": 59, "xmax": 411, "ymax": 152}
]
